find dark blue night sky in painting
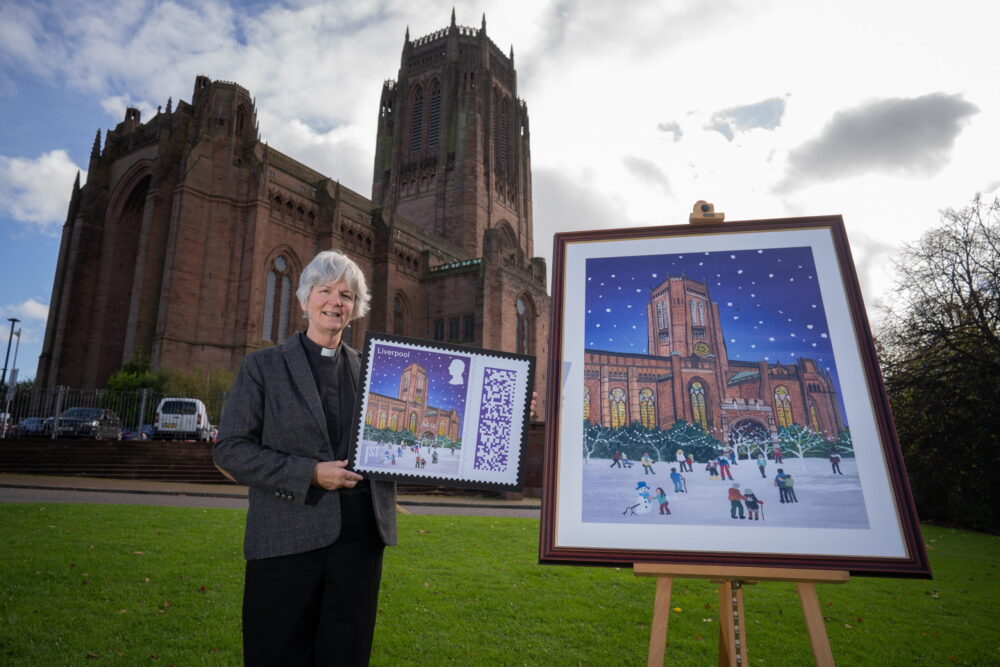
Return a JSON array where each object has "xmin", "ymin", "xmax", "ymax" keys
[
  {"xmin": 366, "ymin": 343, "xmax": 469, "ymax": 421},
  {"xmin": 585, "ymin": 246, "xmax": 845, "ymax": 401}
]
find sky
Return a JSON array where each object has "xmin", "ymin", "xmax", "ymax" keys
[{"xmin": 1, "ymin": 0, "xmax": 996, "ymax": 382}]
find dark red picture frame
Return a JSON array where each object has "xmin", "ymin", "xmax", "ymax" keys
[{"xmin": 539, "ymin": 216, "xmax": 930, "ymax": 577}]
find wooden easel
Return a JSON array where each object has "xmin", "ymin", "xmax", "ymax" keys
[{"xmin": 634, "ymin": 563, "xmax": 849, "ymax": 666}]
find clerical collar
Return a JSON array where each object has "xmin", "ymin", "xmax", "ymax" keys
[{"xmin": 301, "ymin": 332, "xmax": 341, "ymax": 361}]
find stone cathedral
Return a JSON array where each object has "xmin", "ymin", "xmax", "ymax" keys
[{"xmin": 37, "ymin": 12, "xmax": 550, "ymax": 411}]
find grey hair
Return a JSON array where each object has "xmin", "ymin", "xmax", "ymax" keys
[{"xmin": 296, "ymin": 250, "xmax": 371, "ymax": 320}]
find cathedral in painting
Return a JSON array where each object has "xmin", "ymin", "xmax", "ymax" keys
[
  {"xmin": 363, "ymin": 362, "xmax": 461, "ymax": 442},
  {"xmin": 583, "ymin": 274, "xmax": 845, "ymax": 444}
]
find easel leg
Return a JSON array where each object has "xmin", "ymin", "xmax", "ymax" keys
[
  {"xmin": 647, "ymin": 577, "xmax": 672, "ymax": 667},
  {"xmin": 717, "ymin": 580, "xmax": 748, "ymax": 666},
  {"xmin": 797, "ymin": 582, "xmax": 835, "ymax": 666}
]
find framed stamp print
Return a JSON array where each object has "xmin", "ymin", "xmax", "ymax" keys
[
  {"xmin": 539, "ymin": 216, "xmax": 930, "ymax": 577},
  {"xmin": 348, "ymin": 333, "xmax": 534, "ymax": 492}
]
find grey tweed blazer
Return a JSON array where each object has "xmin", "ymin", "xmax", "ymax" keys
[{"xmin": 214, "ymin": 333, "xmax": 397, "ymax": 560}]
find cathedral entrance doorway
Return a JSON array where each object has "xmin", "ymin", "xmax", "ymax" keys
[{"xmin": 728, "ymin": 419, "xmax": 771, "ymax": 460}]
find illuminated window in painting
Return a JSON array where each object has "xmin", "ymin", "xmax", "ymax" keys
[
  {"xmin": 639, "ymin": 388, "xmax": 656, "ymax": 428},
  {"xmin": 378, "ymin": 412, "xmax": 387, "ymax": 429},
  {"xmin": 774, "ymin": 385, "xmax": 793, "ymax": 427},
  {"xmin": 690, "ymin": 381, "xmax": 708, "ymax": 431},
  {"xmin": 390, "ymin": 414, "xmax": 398, "ymax": 431},
  {"xmin": 409, "ymin": 413, "xmax": 417, "ymax": 432},
  {"xmin": 415, "ymin": 376, "xmax": 424, "ymax": 403},
  {"xmin": 583, "ymin": 385, "xmax": 590, "ymax": 419},
  {"xmin": 366, "ymin": 411, "xmax": 373, "ymax": 425},
  {"xmin": 809, "ymin": 401, "xmax": 821, "ymax": 433},
  {"xmin": 438, "ymin": 421, "xmax": 447, "ymax": 435},
  {"xmin": 609, "ymin": 387, "xmax": 626, "ymax": 428}
]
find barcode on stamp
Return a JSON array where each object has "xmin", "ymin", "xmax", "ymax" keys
[{"xmin": 473, "ymin": 367, "xmax": 517, "ymax": 472}]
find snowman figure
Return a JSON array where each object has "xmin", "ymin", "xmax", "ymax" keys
[{"xmin": 624, "ymin": 481, "xmax": 654, "ymax": 516}]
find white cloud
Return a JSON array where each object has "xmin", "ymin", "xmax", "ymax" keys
[
  {"xmin": 1, "ymin": 298, "xmax": 49, "ymax": 322},
  {"xmin": 777, "ymin": 93, "xmax": 980, "ymax": 192},
  {"xmin": 0, "ymin": 150, "xmax": 84, "ymax": 232}
]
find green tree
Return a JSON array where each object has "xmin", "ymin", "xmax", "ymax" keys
[{"xmin": 878, "ymin": 194, "xmax": 1000, "ymax": 531}]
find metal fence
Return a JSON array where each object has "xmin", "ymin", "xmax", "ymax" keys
[{"xmin": 1, "ymin": 385, "xmax": 229, "ymax": 439}]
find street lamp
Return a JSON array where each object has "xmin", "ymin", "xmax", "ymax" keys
[
  {"xmin": 0, "ymin": 317, "xmax": 19, "ymax": 392},
  {"xmin": 1, "ymin": 318, "xmax": 19, "ymax": 437}
]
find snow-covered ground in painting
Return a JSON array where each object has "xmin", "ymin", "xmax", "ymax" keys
[
  {"xmin": 582, "ymin": 456, "xmax": 869, "ymax": 529},
  {"xmin": 357, "ymin": 440, "xmax": 462, "ymax": 476}
]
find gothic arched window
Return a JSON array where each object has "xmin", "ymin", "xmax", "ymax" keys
[
  {"xmin": 774, "ymin": 385, "xmax": 793, "ymax": 427},
  {"xmin": 491, "ymin": 88, "xmax": 499, "ymax": 167},
  {"xmin": 690, "ymin": 380, "xmax": 708, "ymax": 431},
  {"xmin": 428, "ymin": 79, "xmax": 441, "ymax": 151},
  {"xmin": 393, "ymin": 294, "xmax": 406, "ymax": 335},
  {"xmin": 609, "ymin": 387, "xmax": 626, "ymax": 428},
  {"xmin": 409, "ymin": 413, "xmax": 417, "ymax": 432},
  {"xmin": 262, "ymin": 255, "xmax": 294, "ymax": 343},
  {"xmin": 516, "ymin": 296, "xmax": 532, "ymax": 355},
  {"xmin": 809, "ymin": 401, "xmax": 821, "ymax": 433},
  {"xmin": 410, "ymin": 85, "xmax": 424, "ymax": 153},
  {"xmin": 639, "ymin": 388, "xmax": 656, "ymax": 428},
  {"xmin": 390, "ymin": 414, "xmax": 398, "ymax": 431},
  {"xmin": 500, "ymin": 96, "xmax": 511, "ymax": 171},
  {"xmin": 583, "ymin": 385, "xmax": 590, "ymax": 420}
]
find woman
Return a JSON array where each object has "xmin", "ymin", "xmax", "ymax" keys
[{"xmin": 214, "ymin": 250, "xmax": 397, "ymax": 666}]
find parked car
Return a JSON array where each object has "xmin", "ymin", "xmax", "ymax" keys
[
  {"xmin": 49, "ymin": 407, "xmax": 123, "ymax": 440},
  {"xmin": 122, "ymin": 424, "xmax": 154, "ymax": 441},
  {"xmin": 153, "ymin": 398, "xmax": 212, "ymax": 442},
  {"xmin": 15, "ymin": 416, "xmax": 47, "ymax": 437}
]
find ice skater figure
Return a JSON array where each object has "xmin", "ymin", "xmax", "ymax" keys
[
  {"xmin": 610, "ymin": 450, "xmax": 623, "ymax": 468},
  {"xmin": 743, "ymin": 488, "xmax": 764, "ymax": 521},
  {"xmin": 622, "ymin": 454, "xmax": 634, "ymax": 469},
  {"xmin": 675, "ymin": 449, "xmax": 690, "ymax": 472},
  {"xmin": 706, "ymin": 459, "xmax": 720, "ymax": 480},
  {"xmin": 774, "ymin": 468, "xmax": 790, "ymax": 503},
  {"xmin": 624, "ymin": 481, "xmax": 653, "ymax": 516},
  {"xmin": 431, "ymin": 451, "xmax": 439, "ymax": 465},
  {"xmin": 717, "ymin": 454, "xmax": 734, "ymax": 480},
  {"xmin": 783, "ymin": 473, "xmax": 798, "ymax": 503},
  {"xmin": 724, "ymin": 445, "xmax": 737, "ymax": 466},
  {"xmin": 772, "ymin": 444, "xmax": 784, "ymax": 464},
  {"xmin": 756, "ymin": 452, "xmax": 768, "ymax": 478},
  {"xmin": 669, "ymin": 467, "xmax": 685, "ymax": 493},
  {"xmin": 686, "ymin": 453, "xmax": 694, "ymax": 472},
  {"xmin": 654, "ymin": 487, "xmax": 671, "ymax": 515},
  {"xmin": 829, "ymin": 449, "xmax": 843, "ymax": 475},
  {"xmin": 728, "ymin": 484, "xmax": 747, "ymax": 519},
  {"xmin": 640, "ymin": 452, "xmax": 656, "ymax": 475}
]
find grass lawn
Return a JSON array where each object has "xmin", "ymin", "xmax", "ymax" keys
[{"xmin": 0, "ymin": 503, "xmax": 997, "ymax": 665}]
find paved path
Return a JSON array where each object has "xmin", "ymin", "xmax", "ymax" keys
[{"xmin": 0, "ymin": 474, "xmax": 542, "ymax": 519}]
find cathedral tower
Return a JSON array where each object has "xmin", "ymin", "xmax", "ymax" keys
[{"xmin": 372, "ymin": 11, "xmax": 533, "ymax": 260}]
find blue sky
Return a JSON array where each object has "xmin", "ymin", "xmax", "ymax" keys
[{"xmin": 1, "ymin": 0, "xmax": 997, "ymax": 381}]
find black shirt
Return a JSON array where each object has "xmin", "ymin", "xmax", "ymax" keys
[{"xmin": 299, "ymin": 333, "xmax": 366, "ymax": 496}]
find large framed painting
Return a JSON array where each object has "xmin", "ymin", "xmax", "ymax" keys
[
  {"xmin": 348, "ymin": 333, "xmax": 534, "ymax": 492},
  {"xmin": 539, "ymin": 216, "xmax": 930, "ymax": 577}
]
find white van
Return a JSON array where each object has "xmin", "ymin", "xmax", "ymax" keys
[{"xmin": 153, "ymin": 398, "xmax": 212, "ymax": 442}]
